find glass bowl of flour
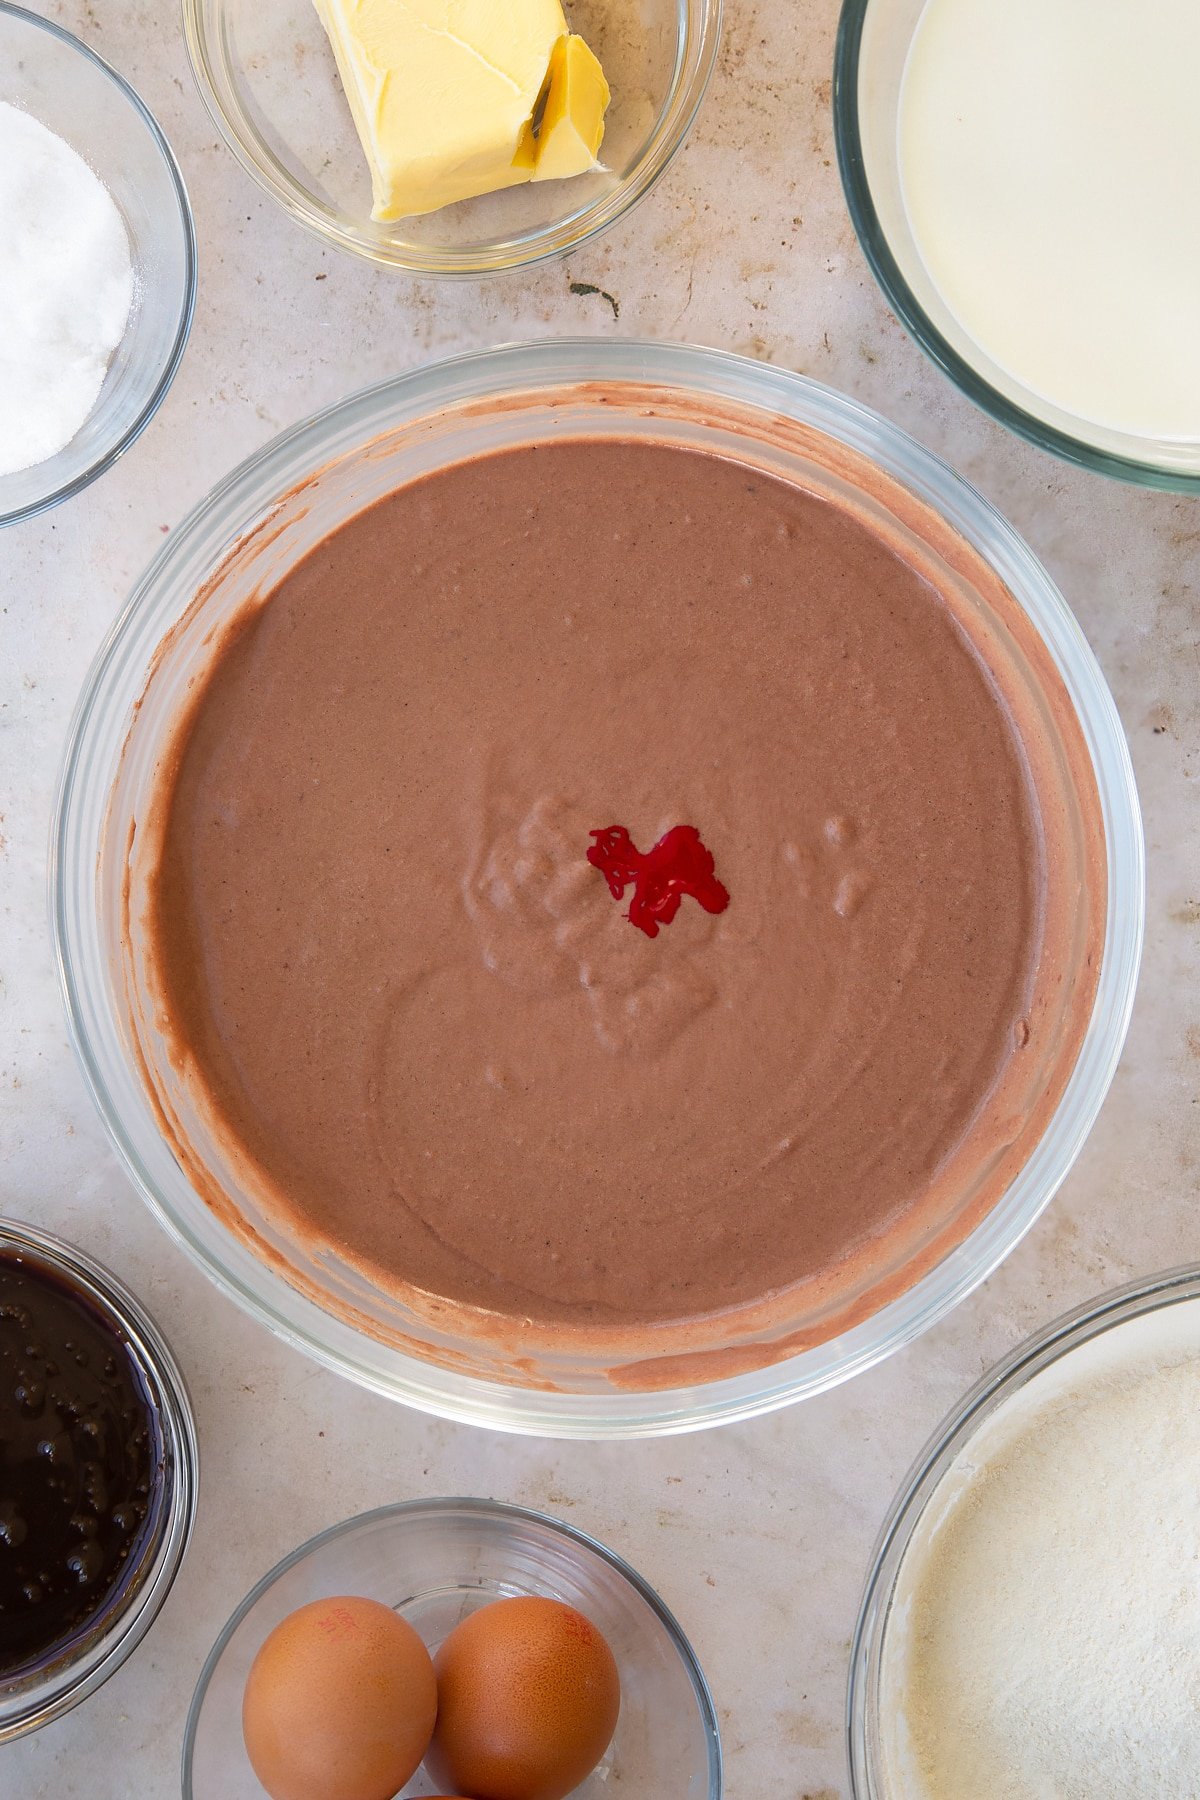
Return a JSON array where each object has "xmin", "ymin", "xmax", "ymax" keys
[
  {"xmin": 0, "ymin": 5, "xmax": 195, "ymax": 526},
  {"xmin": 850, "ymin": 1266, "xmax": 1200, "ymax": 1799}
]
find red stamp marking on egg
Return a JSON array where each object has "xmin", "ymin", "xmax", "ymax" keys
[
  {"xmin": 561, "ymin": 1607, "xmax": 598, "ymax": 1643},
  {"xmin": 319, "ymin": 1604, "xmax": 361, "ymax": 1640}
]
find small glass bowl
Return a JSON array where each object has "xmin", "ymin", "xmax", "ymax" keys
[
  {"xmin": 847, "ymin": 1265, "xmax": 1200, "ymax": 1796},
  {"xmin": 0, "ymin": 1217, "xmax": 198, "ymax": 1742},
  {"xmin": 183, "ymin": 0, "xmax": 720, "ymax": 274},
  {"xmin": 52, "ymin": 339, "xmax": 1143, "ymax": 1437},
  {"xmin": 183, "ymin": 1497, "xmax": 722, "ymax": 1797},
  {"xmin": 833, "ymin": 0, "xmax": 1200, "ymax": 490},
  {"xmin": 0, "ymin": 4, "xmax": 196, "ymax": 527}
]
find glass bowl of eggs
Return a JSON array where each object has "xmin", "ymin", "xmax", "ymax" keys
[
  {"xmin": 183, "ymin": 1496, "xmax": 722, "ymax": 1798},
  {"xmin": 181, "ymin": 0, "xmax": 720, "ymax": 274}
]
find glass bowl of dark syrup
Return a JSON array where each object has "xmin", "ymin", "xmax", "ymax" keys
[{"xmin": 0, "ymin": 1219, "xmax": 196, "ymax": 1740}]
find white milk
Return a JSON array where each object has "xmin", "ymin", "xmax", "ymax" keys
[{"xmin": 897, "ymin": 0, "xmax": 1200, "ymax": 441}]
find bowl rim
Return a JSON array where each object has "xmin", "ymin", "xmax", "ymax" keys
[
  {"xmin": 845, "ymin": 1263, "xmax": 1200, "ymax": 1795},
  {"xmin": 832, "ymin": 0, "xmax": 1200, "ymax": 493},
  {"xmin": 0, "ymin": 1215, "xmax": 199, "ymax": 1742},
  {"xmin": 180, "ymin": 1494, "xmax": 724, "ymax": 1799},
  {"xmin": 51, "ymin": 337, "xmax": 1144, "ymax": 1438},
  {"xmin": 180, "ymin": 0, "xmax": 722, "ymax": 276},
  {"xmin": 0, "ymin": 0, "xmax": 197, "ymax": 528}
]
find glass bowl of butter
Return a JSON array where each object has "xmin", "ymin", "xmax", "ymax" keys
[{"xmin": 183, "ymin": 0, "xmax": 720, "ymax": 273}]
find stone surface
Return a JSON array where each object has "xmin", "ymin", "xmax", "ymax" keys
[{"xmin": 2, "ymin": 1, "xmax": 1197, "ymax": 1795}]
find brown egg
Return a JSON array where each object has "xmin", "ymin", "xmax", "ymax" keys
[
  {"xmin": 427, "ymin": 1595, "xmax": 621, "ymax": 1800},
  {"xmin": 241, "ymin": 1594, "xmax": 437, "ymax": 1800}
]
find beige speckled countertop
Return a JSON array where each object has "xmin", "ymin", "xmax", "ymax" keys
[{"xmin": 2, "ymin": 1, "xmax": 1198, "ymax": 1794}]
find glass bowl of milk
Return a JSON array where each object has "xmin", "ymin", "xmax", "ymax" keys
[
  {"xmin": 0, "ymin": 4, "xmax": 195, "ymax": 527},
  {"xmin": 835, "ymin": 0, "xmax": 1200, "ymax": 488}
]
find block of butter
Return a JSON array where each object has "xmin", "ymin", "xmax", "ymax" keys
[{"xmin": 313, "ymin": 0, "xmax": 611, "ymax": 220}]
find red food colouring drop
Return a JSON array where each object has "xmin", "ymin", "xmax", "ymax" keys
[{"xmin": 587, "ymin": 825, "xmax": 730, "ymax": 938}]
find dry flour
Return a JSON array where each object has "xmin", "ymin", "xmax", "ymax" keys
[
  {"xmin": 884, "ymin": 1302, "xmax": 1200, "ymax": 1799},
  {"xmin": 0, "ymin": 102, "xmax": 133, "ymax": 479}
]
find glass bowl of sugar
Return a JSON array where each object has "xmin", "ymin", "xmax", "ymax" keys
[
  {"xmin": 0, "ymin": 4, "xmax": 195, "ymax": 527},
  {"xmin": 850, "ymin": 1266, "xmax": 1200, "ymax": 1797},
  {"xmin": 835, "ymin": 0, "xmax": 1200, "ymax": 489}
]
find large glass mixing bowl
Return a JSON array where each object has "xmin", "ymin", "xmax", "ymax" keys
[{"xmin": 52, "ymin": 340, "xmax": 1143, "ymax": 1436}]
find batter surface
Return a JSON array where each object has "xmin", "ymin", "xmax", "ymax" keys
[{"xmin": 145, "ymin": 437, "xmax": 1093, "ymax": 1336}]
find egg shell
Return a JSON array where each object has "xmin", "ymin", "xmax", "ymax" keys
[
  {"xmin": 241, "ymin": 1594, "xmax": 437, "ymax": 1800},
  {"xmin": 427, "ymin": 1595, "xmax": 621, "ymax": 1800}
]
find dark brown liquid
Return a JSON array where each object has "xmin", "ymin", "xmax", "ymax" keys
[{"xmin": 0, "ymin": 1251, "xmax": 160, "ymax": 1677}]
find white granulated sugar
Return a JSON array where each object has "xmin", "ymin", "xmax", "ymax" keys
[
  {"xmin": 0, "ymin": 102, "xmax": 134, "ymax": 479},
  {"xmin": 884, "ymin": 1302, "xmax": 1200, "ymax": 1799}
]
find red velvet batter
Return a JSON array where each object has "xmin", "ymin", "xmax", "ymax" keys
[{"xmin": 141, "ymin": 435, "xmax": 1102, "ymax": 1341}]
